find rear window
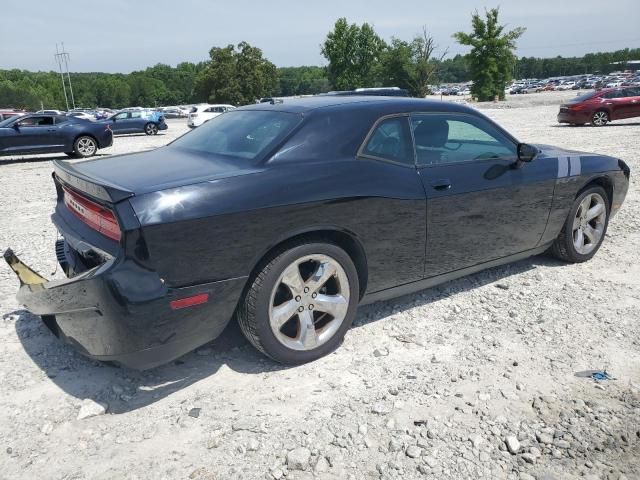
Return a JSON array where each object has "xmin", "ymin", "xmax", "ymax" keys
[
  {"xmin": 567, "ymin": 92, "xmax": 597, "ymax": 103},
  {"xmin": 171, "ymin": 110, "xmax": 300, "ymax": 161}
]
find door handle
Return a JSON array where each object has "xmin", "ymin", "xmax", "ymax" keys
[
  {"xmin": 430, "ymin": 179, "xmax": 451, "ymax": 191},
  {"xmin": 47, "ymin": 129, "xmax": 57, "ymax": 132}
]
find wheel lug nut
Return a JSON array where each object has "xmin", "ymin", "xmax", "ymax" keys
[
  {"xmin": 304, "ymin": 287, "xmax": 309, "ymax": 293},
  {"xmin": 311, "ymin": 293, "xmax": 317, "ymax": 298},
  {"xmin": 308, "ymin": 304, "xmax": 314, "ymax": 310},
  {"xmin": 295, "ymin": 296, "xmax": 301, "ymax": 302},
  {"xmin": 298, "ymin": 306, "xmax": 304, "ymax": 313}
]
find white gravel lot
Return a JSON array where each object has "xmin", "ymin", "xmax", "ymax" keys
[{"xmin": 0, "ymin": 94, "xmax": 638, "ymax": 480}]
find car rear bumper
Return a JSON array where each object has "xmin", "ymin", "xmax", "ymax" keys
[
  {"xmin": 4, "ymin": 247, "xmax": 246, "ymax": 370},
  {"xmin": 98, "ymin": 131, "xmax": 113, "ymax": 148},
  {"xmin": 158, "ymin": 122, "xmax": 168, "ymax": 131}
]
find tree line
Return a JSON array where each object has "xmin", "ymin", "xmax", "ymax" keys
[{"xmin": 1, "ymin": 14, "xmax": 638, "ymax": 110}]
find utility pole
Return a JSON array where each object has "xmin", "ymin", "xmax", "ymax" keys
[{"xmin": 54, "ymin": 43, "xmax": 76, "ymax": 111}]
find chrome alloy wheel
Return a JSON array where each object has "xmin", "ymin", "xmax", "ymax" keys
[
  {"xmin": 592, "ymin": 111, "xmax": 608, "ymax": 126},
  {"xmin": 269, "ymin": 254, "xmax": 350, "ymax": 351},
  {"xmin": 77, "ymin": 137, "xmax": 96, "ymax": 156},
  {"xmin": 145, "ymin": 123, "xmax": 158, "ymax": 135},
  {"xmin": 573, "ymin": 192, "xmax": 606, "ymax": 255}
]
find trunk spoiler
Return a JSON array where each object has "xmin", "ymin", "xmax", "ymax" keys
[{"xmin": 53, "ymin": 160, "xmax": 134, "ymax": 203}]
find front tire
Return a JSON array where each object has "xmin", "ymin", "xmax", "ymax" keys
[
  {"xmin": 591, "ymin": 110, "xmax": 609, "ymax": 127},
  {"xmin": 73, "ymin": 136, "xmax": 97, "ymax": 158},
  {"xmin": 144, "ymin": 123, "xmax": 159, "ymax": 135},
  {"xmin": 551, "ymin": 186, "xmax": 609, "ymax": 263},
  {"xmin": 237, "ymin": 242, "xmax": 359, "ymax": 365}
]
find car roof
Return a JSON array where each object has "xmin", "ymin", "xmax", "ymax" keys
[{"xmin": 236, "ymin": 95, "xmax": 477, "ymax": 116}]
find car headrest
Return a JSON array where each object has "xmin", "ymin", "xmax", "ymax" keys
[{"xmin": 413, "ymin": 118, "xmax": 449, "ymax": 148}]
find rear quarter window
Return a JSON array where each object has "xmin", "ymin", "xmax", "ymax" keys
[{"xmin": 271, "ymin": 108, "xmax": 375, "ymax": 163}]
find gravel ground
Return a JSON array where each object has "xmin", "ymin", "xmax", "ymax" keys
[{"xmin": 0, "ymin": 95, "xmax": 639, "ymax": 480}]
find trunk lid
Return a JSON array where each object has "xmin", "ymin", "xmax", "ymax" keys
[{"xmin": 54, "ymin": 146, "xmax": 261, "ymax": 202}]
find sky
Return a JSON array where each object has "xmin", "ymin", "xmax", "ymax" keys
[{"xmin": 1, "ymin": 0, "xmax": 639, "ymax": 73}]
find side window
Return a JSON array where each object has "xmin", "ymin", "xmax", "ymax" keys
[
  {"xmin": 602, "ymin": 90, "xmax": 625, "ymax": 99},
  {"xmin": 18, "ymin": 116, "xmax": 52, "ymax": 126},
  {"xmin": 114, "ymin": 112, "xmax": 128, "ymax": 120},
  {"xmin": 130, "ymin": 111, "xmax": 142, "ymax": 119},
  {"xmin": 361, "ymin": 116, "xmax": 413, "ymax": 165},
  {"xmin": 411, "ymin": 114, "xmax": 517, "ymax": 166}
]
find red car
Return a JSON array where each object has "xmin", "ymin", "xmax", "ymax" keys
[{"xmin": 558, "ymin": 86, "xmax": 640, "ymax": 126}]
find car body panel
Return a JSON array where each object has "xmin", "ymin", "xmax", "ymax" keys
[{"xmin": 5, "ymin": 96, "xmax": 630, "ymax": 369}]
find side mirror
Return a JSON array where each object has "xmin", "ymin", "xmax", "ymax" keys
[{"xmin": 517, "ymin": 143, "xmax": 538, "ymax": 163}]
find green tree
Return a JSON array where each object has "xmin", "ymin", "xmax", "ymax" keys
[
  {"xmin": 321, "ymin": 18, "xmax": 386, "ymax": 90},
  {"xmin": 195, "ymin": 42, "xmax": 278, "ymax": 105},
  {"xmin": 378, "ymin": 38, "xmax": 415, "ymax": 93},
  {"xmin": 453, "ymin": 8, "xmax": 525, "ymax": 101}
]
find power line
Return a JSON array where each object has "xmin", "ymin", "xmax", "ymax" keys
[{"xmin": 54, "ymin": 43, "xmax": 76, "ymax": 110}]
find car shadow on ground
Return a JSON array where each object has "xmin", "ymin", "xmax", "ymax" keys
[
  {"xmin": 552, "ymin": 122, "xmax": 640, "ymax": 128},
  {"xmin": 10, "ymin": 253, "xmax": 566, "ymax": 414}
]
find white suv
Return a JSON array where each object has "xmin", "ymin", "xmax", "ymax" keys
[{"xmin": 187, "ymin": 104, "xmax": 236, "ymax": 127}]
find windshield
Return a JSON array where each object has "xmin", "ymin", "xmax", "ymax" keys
[{"xmin": 171, "ymin": 110, "xmax": 301, "ymax": 161}]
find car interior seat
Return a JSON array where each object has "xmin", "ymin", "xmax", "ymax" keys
[{"xmin": 413, "ymin": 118, "xmax": 449, "ymax": 164}]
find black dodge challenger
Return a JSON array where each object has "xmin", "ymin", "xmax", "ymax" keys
[{"xmin": 5, "ymin": 96, "xmax": 630, "ymax": 369}]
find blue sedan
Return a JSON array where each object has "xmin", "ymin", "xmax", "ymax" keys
[
  {"xmin": 0, "ymin": 114, "xmax": 113, "ymax": 158},
  {"xmin": 106, "ymin": 110, "xmax": 168, "ymax": 135}
]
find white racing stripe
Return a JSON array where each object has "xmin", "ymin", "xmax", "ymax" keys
[
  {"xmin": 557, "ymin": 155, "xmax": 582, "ymax": 178},
  {"xmin": 557, "ymin": 156, "xmax": 569, "ymax": 178},
  {"xmin": 569, "ymin": 156, "xmax": 581, "ymax": 176}
]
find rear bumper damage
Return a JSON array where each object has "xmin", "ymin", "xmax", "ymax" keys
[{"xmin": 4, "ymin": 248, "xmax": 246, "ymax": 370}]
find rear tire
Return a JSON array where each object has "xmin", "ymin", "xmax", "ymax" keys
[
  {"xmin": 591, "ymin": 110, "xmax": 609, "ymax": 127},
  {"xmin": 144, "ymin": 123, "xmax": 158, "ymax": 135},
  {"xmin": 237, "ymin": 242, "xmax": 359, "ymax": 365},
  {"xmin": 73, "ymin": 136, "xmax": 97, "ymax": 158},
  {"xmin": 551, "ymin": 185, "xmax": 610, "ymax": 263}
]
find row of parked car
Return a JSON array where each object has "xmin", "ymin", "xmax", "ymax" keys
[{"xmin": 0, "ymin": 107, "xmax": 170, "ymax": 159}]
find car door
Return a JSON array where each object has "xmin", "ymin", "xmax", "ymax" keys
[
  {"xmin": 357, "ymin": 114, "xmax": 427, "ymax": 290},
  {"xmin": 411, "ymin": 112, "xmax": 556, "ymax": 277},
  {"xmin": 5, "ymin": 116, "xmax": 58, "ymax": 153},
  {"xmin": 619, "ymin": 87, "xmax": 640, "ymax": 119},
  {"xmin": 128, "ymin": 110, "xmax": 145, "ymax": 132},
  {"xmin": 109, "ymin": 112, "xmax": 130, "ymax": 133},
  {"xmin": 600, "ymin": 89, "xmax": 629, "ymax": 120}
]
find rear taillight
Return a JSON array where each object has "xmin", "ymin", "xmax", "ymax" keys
[{"xmin": 63, "ymin": 186, "xmax": 121, "ymax": 241}]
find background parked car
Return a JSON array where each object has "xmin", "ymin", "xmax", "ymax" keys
[
  {"xmin": 0, "ymin": 109, "xmax": 26, "ymax": 121},
  {"xmin": 0, "ymin": 113, "xmax": 112, "ymax": 157},
  {"xmin": 161, "ymin": 107, "xmax": 188, "ymax": 119},
  {"xmin": 36, "ymin": 109, "xmax": 66, "ymax": 115},
  {"xmin": 67, "ymin": 111, "xmax": 96, "ymax": 121},
  {"xmin": 187, "ymin": 104, "xmax": 236, "ymax": 127},
  {"xmin": 106, "ymin": 109, "xmax": 168, "ymax": 135},
  {"xmin": 558, "ymin": 86, "xmax": 640, "ymax": 126}
]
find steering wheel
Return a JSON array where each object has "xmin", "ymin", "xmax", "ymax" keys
[{"xmin": 443, "ymin": 141, "xmax": 462, "ymax": 151}]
